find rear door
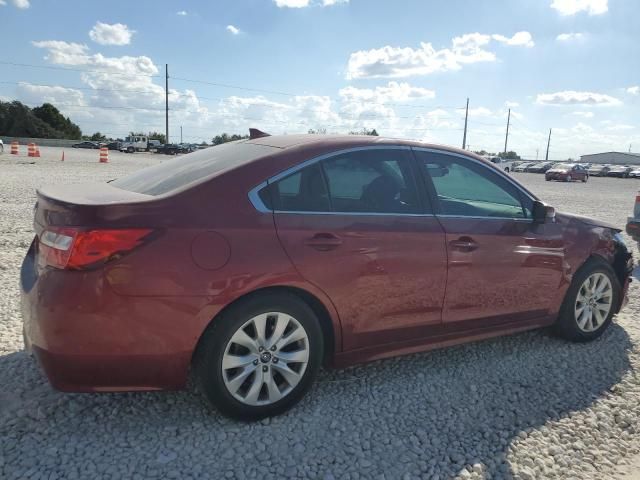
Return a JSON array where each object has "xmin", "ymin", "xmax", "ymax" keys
[
  {"xmin": 413, "ymin": 149, "xmax": 565, "ymax": 325},
  {"xmin": 266, "ymin": 147, "xmax": 448, "ymax": 351}
]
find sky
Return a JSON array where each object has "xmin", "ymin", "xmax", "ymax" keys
[{"xmin": 0, "ymin": 0, "xmax": 638, "ymax": 159}]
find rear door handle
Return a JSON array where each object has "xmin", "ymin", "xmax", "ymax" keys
[
  {"xmin": 304, "ymin": 233, "xmax": 343, "ymax": 251},
  {"xmin": 449, "ymin": 236, "xmax": 478, "ymax": 252}
]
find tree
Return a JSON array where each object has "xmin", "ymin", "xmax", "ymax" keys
[
  {"xmin": 32, "ymin": 103, "xmax": 82, "ymax": 139},
  {"xmin": 308, "ymin": 128, "xmax": 327, "ymax": 135},
  {"xmin": 498, "ymin": 151, "xmax": 521, "ymax": 160},
  {"xmin": 349, "ymin": 128, "xmax": 379, "ymax": 136},
  {"xmin": 211, "ymin": 133, "xmax": 249, "ymax": 145},
  {"xmin": 89, "ymin": 132, "xmax": 107, "ymax": 141},
  {"xmin": 148, "ymin": 131, "xmax": 166, "ymax": 144},
  {"xmin": 0, "ymin": 100, "xmax": 82, "ymax": 139}
]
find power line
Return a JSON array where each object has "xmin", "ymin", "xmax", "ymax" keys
[{"xmin": 0, "ymin": 60, "xmax": 161, "ymax": 78}]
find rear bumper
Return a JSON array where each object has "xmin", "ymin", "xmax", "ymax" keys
[{"xmin": 20, "ymin": 242, "xmax": 203, "ymax": 392}]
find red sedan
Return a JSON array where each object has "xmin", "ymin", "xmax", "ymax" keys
[
  {"xmin": 21, "ymin": 132, "xmax": 633, "ymax": 419},
  {"xmin": 545, "ymin": 163, "xmax": 589, "ymax": 182}
]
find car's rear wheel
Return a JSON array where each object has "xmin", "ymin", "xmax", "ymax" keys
[
  {"xmin": 195, "ymin": 293, "xmax": 323, "ymax": 420},
  {"xmin": 582, "ymin": 175, "xmax": 588, "ymax": 183},
  {"xmin": 566, "ymin": 174, "xmax": 572, "ymax": 182},
  {"xmin": 554, "ymin": 258, "xmax": 621, "ymax": 342}
]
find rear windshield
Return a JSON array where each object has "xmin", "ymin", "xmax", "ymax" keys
[{"xmin": 111, "ymin": 142, "xmax": 277, "ymax": 195}]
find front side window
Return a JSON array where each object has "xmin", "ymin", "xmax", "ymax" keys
[
  {"xmin": 416, "ymin": 151, "xmax": 530, "ymax": 218},
  {"xmin": 321, "ymin": 149, "xmax": 420, "ymax": 214}
]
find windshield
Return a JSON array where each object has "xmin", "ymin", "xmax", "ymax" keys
[
  {"xmin": 554, "ymin": 163, "xmax": 572, "ymax": 169},
  {"xmin": 111, "ymin": 141, "xmax": 277, "ymax": 195}
]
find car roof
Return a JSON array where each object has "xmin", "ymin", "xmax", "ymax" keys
[{"xmin": 244, "ymin": 133, "xmax": 486, "ymax": 160}]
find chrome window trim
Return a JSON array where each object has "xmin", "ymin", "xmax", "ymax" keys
[
  {"xmin": 411, "ymin": 147, "xmax": 538, "ymax": 204},
  {"xmin": 247, "ymin": 145, "xmax": 413, "ymax": 214},
  {"xmin": 272, "ymin": 211, "xmax": 435, "ymax": 217}
]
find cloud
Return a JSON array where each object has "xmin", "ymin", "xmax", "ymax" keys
[
  {"xmin": 551, "ymin": 0, "xmax": 607, "ymax": 15},
  {"xmin": 536, "ymin": 90, "xmax": 621, "ymax": 106},
  {"xmin": 226, "ymin": 25, "xmax": 241, "ymax": 35},
  {"xmin": 176, "ymin": 10, "xmax": 187, "ymax": 16},
  {"xmin": 1, "ymin": 0, "xmax": 30, "ymax": 8},
  {"xmin": 570, "ymin": 111, "xmax": 595, "ymax": 118},
  {"xmin": 339, "ymin": 82, "xmax": 435, "ymax": 103},
  {"xmin": 605, "ymin": 124, "xmax": 635, "ymax": 131},
  {"xmin": 346, "ymin": 31, "xmax": 533, "ymax": 79},
  {"xmin": 556, "ymin": 32, "xmax": 585, "ymax": 41},
  {"xmin": 492, "ymin": 31, "xmax": 535, "ymax": 47},
  {"xmin": 89, "ymin": 22, "xmax": 135, "ymax": 46},
  {"xmin": 16, "ymin": 82, "xmax": 86, "ymax": 106},
  {"xmin": 627, "ymin": 86, "xmax": 640, "ymax": 95},
  {"xmin": 505, "ymin": 101, "xmax": 520, "ymax": 108}
]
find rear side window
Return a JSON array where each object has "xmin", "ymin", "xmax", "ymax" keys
[
  {"xmin": 321, "ymin": 149, "xmax": 420, "ymax": 214},
  {"xmin": 267, "ymin": 163, "xmax": 330, "ymax": 212},
  {"xmin": 111, "ymin": 142, "xmax": 277, "ymax": 196}
]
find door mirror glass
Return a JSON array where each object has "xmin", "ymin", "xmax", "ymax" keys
[{"xmin": 532, "ymin": 201, "xmax": 555, "ymax": 223}]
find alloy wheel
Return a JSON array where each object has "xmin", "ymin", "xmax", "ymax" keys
[
  {"xmin": 574, "ymin": 272, "xmax": 613, "ymax": 332},
  {"xmin": 221, "ymin": 312, "xmax": 310, "ymax": 406}
]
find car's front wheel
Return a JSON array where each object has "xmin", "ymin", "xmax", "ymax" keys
[
  {"xmin": 195, "ymin": 293, "xmax": 323, "ymax": 420},
  {"xmin": 554, "ymin": 258, "xmax": 621, "ymax": 342}
]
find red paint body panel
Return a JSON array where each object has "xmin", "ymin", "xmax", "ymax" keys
[{"xmin": 20, "ymin": 135, "xmax": 632, "ymax": 392}]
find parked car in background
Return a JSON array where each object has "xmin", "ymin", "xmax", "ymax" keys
[
  {"xmin": 487, "ymin": 156, "xmax": 514, "ymax": 173},
  {"xmin": 72, "ymin": 141, "xmax": 101, "ymax": 149},
  {"xmin": 527, "ymin": 162, "xmax": 555, "ymax": 173},
  {"xmin": 628, "ymin": 168, "xmax": 640, "ymax": 179},
  {"xmin": 545, "ymin": 163, "xmax": 589, "ymax": 182},
  {"xmin": 513, "ymin": 162, "xmax": 535, "ymax": 172},
  {"xmin": 21, "ymin": 132, "xmax": 633, "ymax": 420},
  {"xmin": 155, "ymin": 143, "xmax": 183, "ymax": 155},
  {"xmin": 148, "ymin": 140, "xmax": 162, "ymax": 151},
  {"xmin": 607, "ymin": 166, "xmax": 634, "ymax": 178},
  {"xmin": 588, "ymin": 165, "xmax": 611, "ymax": 177},
  {"xmin": 106, "ymin": 141, "xmax": 121, "ymax": 151}
]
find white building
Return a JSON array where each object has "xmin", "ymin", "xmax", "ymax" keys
[{"xmin": 580, "ymin": 151, "xmax": 640, "ymax": 165}]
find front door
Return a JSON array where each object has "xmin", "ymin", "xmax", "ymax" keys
[
  {"xmin": 269, "ymin": 147, "xmax": 448, "ymax": 351},
  {"xmin": 413, "ymin": 149, "xmax": 565, "ymax": 325}
]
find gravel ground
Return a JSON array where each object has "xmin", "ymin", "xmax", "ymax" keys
[{"xmin": 1, "ymin": 147, "xmax": 640, "ymax": 480}]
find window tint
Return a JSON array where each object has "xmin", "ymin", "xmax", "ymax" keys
[
  {"xmin": 321, "ymin": 149, "xmax": 420, "ymax": 214},
  {"xmin": 416, "ymin": 151, "xmax": 530, "ymax": 218},
  {"xmin": 112, "ymin": 142, "xmax": 277, "ymax": 196},
  {"xmin": 268, "ymin": 163, "xmax": 330, "ymax": 212}
]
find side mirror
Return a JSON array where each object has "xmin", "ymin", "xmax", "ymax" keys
[{"xmin": 532, "ymin": 201, "xmax": 556, "ymax": 224}]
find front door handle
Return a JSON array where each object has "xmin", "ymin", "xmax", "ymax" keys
[
  {"xmin": 304, "ymin": 233, "xmax": 343, "ymax": 251},
  {"xmin": 449, "ymin": 236, "xmax": 478, "ymax": 252}
]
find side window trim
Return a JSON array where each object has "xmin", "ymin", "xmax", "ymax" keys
[
  {"xmin": 248, "ymin": 145, "xmax": 435, "ymax": 216},
  {"xmin": 412, "ymin": 147, "xmax": 537, "ymax": 219}
]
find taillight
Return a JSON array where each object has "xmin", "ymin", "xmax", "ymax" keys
[{"xmin": 38, "ymin": 227, "xmax": 154, "ymax": 270}]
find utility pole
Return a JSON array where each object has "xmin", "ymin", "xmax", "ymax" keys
[
  {"xmin": 165, "ymin": 64, "xmax": 169, "ymax": 145},
  {"xmin": 462, "ymin": 97, "xmax": 469, "ymax": 150},
  {"xmin": 503, "ymin": 108, "xmax": 511, "ymax": 154},
  {"xmin": 180, "ymin": 126, "xmax": 183, "ymax": 144},
  {"xmin": 536, "ymin": 149, "xmax": 539, "ymax": 161},
  {"xmin": 545, "ymin": 128, "xmax": 552, "ymax": 161}
]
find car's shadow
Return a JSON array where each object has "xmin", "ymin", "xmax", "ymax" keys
[{"xmin": 0, "ymin": 324, "xmax": 632, "ymax": 479}]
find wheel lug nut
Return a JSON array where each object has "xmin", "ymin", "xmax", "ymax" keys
[
  {"xmin": 272, "ymin": 357, "xmax": 279, "ymax": 364},
  {"xmin": 253, "ymin": 359, "xmax": 258, "ymax": 365},
  {"xmin": 262, "ymin": 365, "xmax": 268, "ymax": 372},
  {"xmin": 258, "ymin": 347, "xmax": 264, "ymax": 352},
  {"xmin": 270, "ymin": 346, "xmax": 276, "ymax": 351}
]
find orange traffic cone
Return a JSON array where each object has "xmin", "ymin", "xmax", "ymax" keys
[
  {"xmin": 99, "ymin": 147, "xmax": 109, "ymax": 163},
  {"xmin": 27, "ymin": 143, "xmax": 35, "ymax": 157},
  {"xmin": 61, "ymin": 150, "xmax": 65, "ymax": 161},
  {"xmin": 10, "ymin": 141, "xmax": 19, "ymax": 155},
  {"xmin": 34, "ymin": 145, "xmax": 41, "ymax": 158}
]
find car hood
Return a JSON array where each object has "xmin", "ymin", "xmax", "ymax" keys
[{"xmin": 556, "ymin": 211, "xmax": 621, "ymax": 232}]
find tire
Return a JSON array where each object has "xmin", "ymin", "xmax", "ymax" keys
[
  {"xmin": 554, "ymin": 258, "xmax": 621, "ymax": 342},
  {"xmin": 195, "ymin": 293, "xmax": 324, "ymax": 420},
  {"xmin": 582, "ymin": 175, "xmax": 588, "ymax": 183},
  {"xmin": 566, "ymin": 175, "xmax": 572, "ymax": 182},
  {"xmin": 127, "ymin": 147, "xmax": 134, "ymax": 153},
  {"xmin": 504, "ymin": 167, "xmax": 510, "ymax": 173}
]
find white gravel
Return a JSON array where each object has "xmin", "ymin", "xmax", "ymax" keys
[{"xmin": 1, "ymin": 147, "xmax": 640, "ymax": 479}]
